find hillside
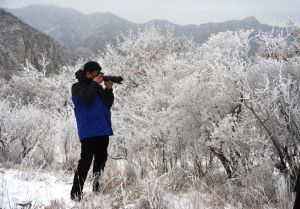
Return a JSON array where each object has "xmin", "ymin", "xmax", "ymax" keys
[
  {"xmin": 8, "ymin": 4, "xmax": 280, "ymax": 56},
  {"xmin": 0, "ymin": 9, "xmax": 65, "ymax": 78}
]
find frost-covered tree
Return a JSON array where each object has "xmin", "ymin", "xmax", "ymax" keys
[
  {"xmin": 1, "ymin": 24, "xmax": 300, "ymax": 206},
  {"xmin": 237, "ymin": 26, "xmax": 300, "ymax": 183},
  {"xmin": 0, "ymin": 58, "xmax": 80, "ymax": 166}
]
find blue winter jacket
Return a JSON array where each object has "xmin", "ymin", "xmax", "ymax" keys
[{"xmin": 72, "ymin": 69, "xmax": 114, "ymax": 141}]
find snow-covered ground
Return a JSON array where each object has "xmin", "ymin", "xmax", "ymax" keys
[
  {"xmin": 0, "ymin": 168, "xmax": 74, "ymax": 208},
  {"xmin": 0, "ymin": 168, "xmax": 213, "ymax": 209}
]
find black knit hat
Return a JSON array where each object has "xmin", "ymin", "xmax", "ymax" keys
[{"xmin": 83, "ymin": 61, "xmax": 102, "ymax": 73}]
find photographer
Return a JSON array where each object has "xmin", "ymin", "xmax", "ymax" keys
[{"xmin": 70, "ymin": 61, "xmax": 114, "ymax": 201}]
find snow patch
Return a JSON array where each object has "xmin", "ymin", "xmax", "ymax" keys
[{"xmin": 0, "ymin": 169, "xmax": 72, "ymax": 208}]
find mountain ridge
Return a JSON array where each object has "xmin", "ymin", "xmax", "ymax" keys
[
  {"xmin": 4, "ymin": 4, "xmax": 282, "ymax": 63},
  {"xmin": 0, "ymin": 9, "xmax": 65, "ymax": 78}
]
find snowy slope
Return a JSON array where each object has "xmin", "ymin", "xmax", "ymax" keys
[
  {"xmin": 0, "ymin": 169, "xmax": 73, "ymax": 208},
  {"xmin": 0, "ymin": 168, "xmax": 214, "ymax": 209}
]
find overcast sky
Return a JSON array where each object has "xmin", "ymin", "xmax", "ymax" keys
[{"xmin": 1, "ymin": 0, "xmax": 299, "ymax": 26}]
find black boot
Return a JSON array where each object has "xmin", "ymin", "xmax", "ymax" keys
[{"xmin": 70, "ymin": 191, "xmax": 82, "ymax": 201}]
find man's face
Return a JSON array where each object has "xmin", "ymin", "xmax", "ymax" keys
[{"xmin": 86, "ymin": 71, "xmax": 103, "ymax": 79}]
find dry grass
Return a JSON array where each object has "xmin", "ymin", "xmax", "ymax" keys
[
  {"xmin": 44, "ymin": 200, "xmax": 65, "ymax": 209},
  {"xmin": 195, "ymin": 167, "xmax": 294, "ymax": 209},
  {"xmin": 1, "ymin": 157, "xmax": 296, "ymax": 209}
]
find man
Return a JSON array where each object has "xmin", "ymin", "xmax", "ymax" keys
[{"xmin": 70, "ymin": 61, "xmax": 114, "ymax": 200}]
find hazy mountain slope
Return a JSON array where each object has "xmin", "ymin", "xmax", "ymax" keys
[
  {"xmin": 0, "ymin": 9, "xmax": 65, "ymax": 78},
  {"xmin": 186, "ymin": 16, "xmax": 275, "ymax": 41},
  {"xmin": 8, "ymin": 5, "xmax": 136, "ymax": 51},
  {"xmin": 81, "ymin": 12, "xmax": 137, "ymax": 52},
  {"xmin": 144, "ymin": 16, "xmax": 278, "ymax": 43},
  {"xmin": 6, "ymin": 4, "xmax": 282, "ymax": 62},
  {"xmin": 6, "ymin": 5, "xmax": 89, "ymax": 48}
]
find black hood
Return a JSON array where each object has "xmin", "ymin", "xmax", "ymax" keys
[{"xmin": 75, "ymin": 69, "xmax": 92, "ymax": 83}]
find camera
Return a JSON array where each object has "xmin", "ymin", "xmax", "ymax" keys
[
  {"xmin": 103, "ymin": 76, "xmax": 123, "ymax": 84},
  {"xmin": 95, "ymin": 72, "xmax": 123, "ymax": 84}
]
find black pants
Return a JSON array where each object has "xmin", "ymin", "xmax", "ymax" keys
[
  {"xmin": 71, "ymin": 136, "xmax": 109, "ymax": 198},
  {"xmin": 294, "ymin": 192, "xmax": 300, "ymax": 209}
]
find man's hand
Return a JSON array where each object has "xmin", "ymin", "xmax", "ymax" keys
[
  {"xmin": 105, "ymin": 81, "xmax": 113, "ymax": 89},
  {"xmin": 93, "ymin": 74, "xmax": 103, "ymax": 84}
]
